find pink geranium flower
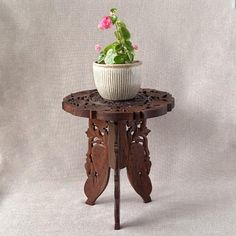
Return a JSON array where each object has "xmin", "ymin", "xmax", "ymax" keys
[
  {"xmin": 95, "ymin": 44, "xmax": 102, "ymax": 52},
  {"xmin": 132, "ymin": 44, "xmax": 138, "ymax": 50},
  {"xmin": 98, "ymin": 16, "xmax": 112, "ymax": 30}
]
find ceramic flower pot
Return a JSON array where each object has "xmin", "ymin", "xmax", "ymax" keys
[{"xmin": 93, "ymin": 61, "xmax": 142, "ymax": 101}]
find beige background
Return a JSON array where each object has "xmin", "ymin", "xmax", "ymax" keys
[{"xmin": 0, "ymin": 0, "xmax": 236, "ymax": 235}]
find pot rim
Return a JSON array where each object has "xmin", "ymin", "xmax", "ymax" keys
[{"xmin": 93, "ymin": 60, "xmax": 142, "ymax": 68}]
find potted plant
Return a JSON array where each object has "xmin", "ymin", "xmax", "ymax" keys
[{"xmin": 93, "ymin": 8, "xmax": 142, "ymax": 101}]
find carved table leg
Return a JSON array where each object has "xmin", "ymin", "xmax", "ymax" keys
[
  {"xmin": 84, "ymin": 119, "xmax": 110, "ymax": 205},
  {"xmin": 126, "ymin": 119, "xmax": 152, "ymax": 203},
  {"xmin": 84, "ymin": 119, "xmax": 152, "ymax": 229},
  {"xmin": 108, "ymin": 122, "xmax": 121, "ymax": 230},
  {"xmin": 114, "ymin": 123, "xmax": 120, "ymax": 230}
]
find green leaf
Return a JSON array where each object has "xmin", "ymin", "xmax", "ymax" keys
[
  {"xmin": 119, "ymin": 26, "xmax": 130, "ymax": 40},
  {"xmin": 110, "ymin": 8, "xmax": 118, "ymax": 14},
  {"xmin": 114, "ymin": 31, "xmax": 122, "ymax": 41},
  {"xmin": 116, "ymin": 20, "xmax": 126, "ymax": 28},
  {"xmin": 112, "ymin": 41, "xmax": 119, "ymax": 48},
  {"xmin": 110, "ymin": 15, "xmax": 118, "ymax": 24},
  {"xmin": 102, "ymin": 43, "xmax": 114, "ymax": 54},
  {"xmin": 126, "ymin": 50, "xmax": 134, "ymax": 62},
  {"xmin": 104, "ymin": 49, "xmax": 117, "ymax": 64},
  {"xmin": 114, "ymin": 55, "xmax": 126, "ymax": 64},
  {"xmin": 124, "ymin": 40, "xmax": 133, "ymax": 51},
  {"xmin": 97, "ymin": 52, "xmax": 105, "ymax": 64},
  {"xmin": 114, "ymin": 43, "xmax": 122, "ymax": 52}
]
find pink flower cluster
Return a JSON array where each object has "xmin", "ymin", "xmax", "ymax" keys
[
  {"xmin": 95, "ymin": 44, "xmax": 102, "ymax": 52},
  {"xmin": 132, "ymin": 44, "xmax": 138, "ymax": 50},
  {"xmin": 95, "ymin": 14, "xmax": 139, "ymax": 53},
  {"xmin": 98, "ymin": 16, "xmax": 112, "ymax": 30}
]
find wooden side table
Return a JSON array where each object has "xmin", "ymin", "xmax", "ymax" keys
[{"xmin": 62, "ymin": 89, "xmax": 174, "ymax": 230}]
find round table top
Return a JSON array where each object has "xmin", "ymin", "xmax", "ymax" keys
[{"xmin": 62, "ymin": 89, "xmax": 175, "ymax": 121}]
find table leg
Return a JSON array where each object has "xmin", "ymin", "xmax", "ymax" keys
[
  {"xmin": 114, "ymin": 122, "xmax": 120, "ymax": 230},
  {"xmin": 109, "ymin": 122, "xmax": 121, "ymax": 230},
  {"xmin": 84, "ymin": 119, "xmax": 110, "ymax": 205},
  {"xmin": 126, "ymin": 119, "xmax": 152, "ymax": 203}
]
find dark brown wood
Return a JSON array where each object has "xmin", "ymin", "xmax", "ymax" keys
[
  {"xmin": 109, "ymin": 122, "xmax": 121, "ymax": 230},
  {"xmin": 62, "ymin": 88, "xmax": 175, "ymax": 230},
  {"xmin": 62, "ymin": 89, "xmax": 174, "ymax": 121},
  {"xmin": 126, "ymin": 119, "xmax": 152, "ymax": 203},
  {"xmin": 84, "ymin": 119, "xmax": 110, "ymax": 205},
  {"xmin": 108, "ymin": 121, "xmax": 127, "ymax": 170}
]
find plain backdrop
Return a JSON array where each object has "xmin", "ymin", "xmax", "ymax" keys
[{"xmin": 0, "ymin": 1, "xmax": 236, "ymax": 235}]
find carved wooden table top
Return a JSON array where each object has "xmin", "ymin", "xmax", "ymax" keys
[
  {"xmin": 62, "ymin": 88, "xmax": 175, "ymax": 230},
  {"xmin": 62, "ymin": 88, "xmax": 174, "ymax": 121}
]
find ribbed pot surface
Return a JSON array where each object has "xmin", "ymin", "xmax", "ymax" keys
[{"xmin": 93, "ymin": 61, "xmax": 142, "ymax": 101}]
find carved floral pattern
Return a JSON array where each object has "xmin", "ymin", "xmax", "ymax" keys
[
  {"xmin": 126, "ymin": 119, "xmax": 152, "ymax": 202},
  {"xmin": 84, "ymin": 119, "xmax": 110, "ymax": 205}
]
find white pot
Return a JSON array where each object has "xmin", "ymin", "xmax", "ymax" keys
[{"xmin": 93, "ymin": 61, "xmax": 142, "ymax": 101}]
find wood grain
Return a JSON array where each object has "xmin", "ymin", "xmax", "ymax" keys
[
  {"xmin": 84, "ymin": 119, "xmax": 110, "ymax": 205},
  {"xmin": 62, "ymin": 88, "xmax": 174, "ymax": 121},
  {"xmin": 126, "ymin": 119, "xmax": 152, "ymax": 203}
]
